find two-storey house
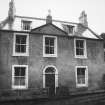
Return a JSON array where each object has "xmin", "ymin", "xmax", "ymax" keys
[{"xmin": 0, "ymin": 0, "xmax": 104, "ymax": 97}]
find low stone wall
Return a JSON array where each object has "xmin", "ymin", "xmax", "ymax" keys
[{"xmin": 0, "ymin": 90, "xmax": 105, "ymax": 105}]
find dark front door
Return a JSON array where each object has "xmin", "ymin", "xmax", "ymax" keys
[{"xmin": 45, "ymin": 73, "xmax": 55, "ymax": 96}]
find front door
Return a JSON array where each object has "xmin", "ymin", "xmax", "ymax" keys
[{"xmin": 45, "ymin": 67, "xmax": 55, "ymax": 96}]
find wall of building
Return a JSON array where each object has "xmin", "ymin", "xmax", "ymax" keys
[
  {"xmin": 0, "ymin": 31, "xmax": 13, "ymax": 89},
  {"xmin": 0, "ymin": 30, "xmax": 104, "ymax": 93}
]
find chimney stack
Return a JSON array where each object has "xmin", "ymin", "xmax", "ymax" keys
[
  {"xmin": 46, "ymin": 9, "xmax": 52, "ymax": 24},
  {"xmin": 8, "ymin": 0, "xmax": 15, "ymax": 30},
  {"xmin": 79, "ymin": 11, "xmax": 88, "ymax": 27}
]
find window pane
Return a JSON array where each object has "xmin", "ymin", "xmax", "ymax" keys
[
  {"xmin": 15, "ymin": 67, "xmax": 20, "ymax": 76},
  {"xmin": 76, "ymin": 40, "xmax": 84, "ymax": 48},
  {"xmin": 45, "ymin": 46, "xmax": 50, "ymax": 54},
  {"xmin": 45, "ymin": 37, "xmax": 50, "ymax": 45},
  {"xmin": 50, "ymin": 38, "xmax": 54, "ymax": 46},
  {"xmin": 50, "ymin": 47, "xmax": 54, "ymax": 54},
  {"xmin": 45, "ymin": 67, "xmax": 55, "ymax": 73},
  {"xmin": 77, "ymin": 76, "xmax": 81, "ymax": 84},
  {"xmin": 79, "ymin": 41, "xmax": 84, "ymax": 48},
  {"xmin": 79, "ymin": 49, "xmax": 84, "ymax": 55},
  {"xmin": 76, "ymin": 49, "xmax": 84, "ymax": 55},
  {"xmin": 76, "ymin": 40, "xmax": 80, "ymax": 47},
  {"xmin": 14, "ymin": 77, "xmax": 25, "ymax": 86},
  {"xmin": 81, "ymin": 68, "xmax": 85, "ymax": 75},
  {"xmin": 82, "ymin": 77, "xmax": 85, "ymax": 83},
  {"xmin": 15, "ymin": 45, "xmax": 26, "ymax": 53},
  {"xmin": 20, "ymin": 36, "xmax": 26, "ymax": 44},
  {"xmin": 21, "ymin": 45, "xmax": 26, "ymax": 53},
  {"xmin": 20, "ymin": 77, "xmax": 25, "ymax": 85},
  {"xmin": 16, "ymin": 36, "xmax": 21, "ymax": 44},
  {"xmin": 77, "ymin": 68, "xmax": 85, "ymax": 75},
  {"xmin": 77, "ymin": 76, "xmax": 85, "ymax": 84},
  {"xmin": 14, "ymin": 67, "xmax": 26, "ymax": 76},
  {"xmin": 76, "ymin": 48, "xmax": 80, "ymax": 55},
  {"xmin": 16, "ymin": 35, "xmax": 26, "ymax": 44},
  {"xmin": 15, "ymin": 45, "xmax": 21, "ymax": 52},
  {"xmin": 20, "ymin": 67, "xmax": 25, "ymax": 76},
  {"xmin": 14, "ymin": 77, "xmax": 20, "ymax": 85}
]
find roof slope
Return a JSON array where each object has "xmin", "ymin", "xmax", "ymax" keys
[
  {"xmin": 0, "ymin": 15, "xmax": 101, "ymax": 40},
  {"xmin": 73, "ymin": 24, "xmax": 102, "ymax": 39},
  {"xmin": 0, "ymin": 0, "xmax": 101, "ymax": 40}
]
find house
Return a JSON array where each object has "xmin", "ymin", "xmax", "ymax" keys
[{"xmin": 0, "ymin": 0, "xmax": 105, "ymax": 97}]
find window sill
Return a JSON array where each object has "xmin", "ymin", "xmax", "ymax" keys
[
  {"xmin": 43, "ymin": 54, "xmax": 57, "ymax": 58},
  {"xmin": 12, "ymin": 53, "xmax": 29, "ymax": 57},
  {"xmin": 12, "ymin": 86, "xmax": 28, "ymax": 90},
  {"xmin": 21, "ymin": 29, "xmax": 30, "ymax": 31},
  {"xmin": 76, "ymin": 84, "xmax": 88, "ymax": 88},
  {"xmin": 75, "ymin": 55, "xmax": 87, "ymax": 59}
]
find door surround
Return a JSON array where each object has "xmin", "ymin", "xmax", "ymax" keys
[{"xmin": 43, "ymin": 65, "xmax": 58, "ymax": 93}]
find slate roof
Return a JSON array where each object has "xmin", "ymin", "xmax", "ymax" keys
[
  {"xmin": 0, "ymin": 15, "xmax": 102, "ymax": 40},
  {"xmin": 0, "ymin": 0, "xmax": 101, "ymax": 40}
]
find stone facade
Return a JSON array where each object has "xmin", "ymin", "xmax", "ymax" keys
[{"xmin": 0, "ymin": 27, "xmax": 104, "ymax": 94}]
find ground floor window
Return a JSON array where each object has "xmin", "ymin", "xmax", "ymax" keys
[
  {"xmin": 12, "ymin": 65, "xmax": 28, "ymax": 89},
  {"xmin": 75, "ymin": 66, "xmax": 88, "ymax": 87}
]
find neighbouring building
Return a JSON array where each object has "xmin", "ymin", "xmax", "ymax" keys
[{"xmin": 0, "ymin": 0, "xmax": 105, "ymax": 97}]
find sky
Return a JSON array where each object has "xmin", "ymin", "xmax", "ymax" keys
[{"xmin": 0, "ymin": 0, "xmax": 105, "ymax": 35}]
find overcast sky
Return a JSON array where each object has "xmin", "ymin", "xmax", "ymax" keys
[{"xmin": 0, "ymin": 0, "xmax": 105, "ymax": 35}]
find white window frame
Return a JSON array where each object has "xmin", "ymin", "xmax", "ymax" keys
[
  {"xmin": 43, "ymin": 35, "xmax": 57, "ymax": 57},
  {"xmin": 75, "ymin": 66, "xmax": 88, "ymax": 87},
  {"xmin": 13, "ymin": 33, "xmax": 29, "ymax": 56},
  {"xmin": 12, "ymin": 65, "xmax": 28, "ymax": 89},
  {"xmin": 74, "ymin": 38, "xmax": 87, "ymax": 58},
  {"xmin": 21, "ymin": 20, "xmax": 32, "ymax": 31}
]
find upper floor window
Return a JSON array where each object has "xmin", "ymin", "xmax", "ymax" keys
[
  {"xmin": 75, "ymin": 66, "xmax": 88, "ymax": 87},
  {"xmin": 74, "ymin": 39, "xmax": 87, "ymax": 58},
  {"xmin": 21, "ymin": 20, "xmax": 32, "ymax": 31},
  {"xmin": 13, "ymin": 33, "xmax": 29, "ymax": 56},
  {"xmin": 12, "ymin": 65, "xmax": 28, "ymax": 89},
  {"xmin": 67, "ymin": 25, "xmax": 74, "ymax": 35},
  {"xmin": 62, "ymin": 24, "xmax": 74, "ymax": 35},
  {"xmin": 43, "ymin": 35, "xmax": 57, "ymax": 57}
]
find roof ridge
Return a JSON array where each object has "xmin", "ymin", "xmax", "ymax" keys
[{"xmin": 15, "ymin": 15, "xmax": 78, "ymax": 25}]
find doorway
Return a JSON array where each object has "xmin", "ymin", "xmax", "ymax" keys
[{"xmin": 43, "ymin": 65, "xmax": 58, "ymax": 96}]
